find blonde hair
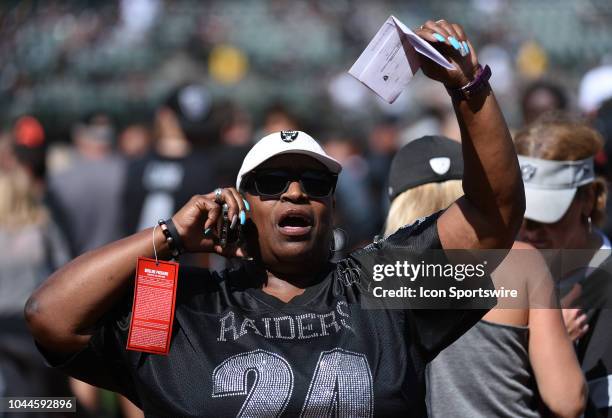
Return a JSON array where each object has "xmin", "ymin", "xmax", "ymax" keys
[
  {"xmin": 384, "ymin": 179, "xmax": 463, "ymax": 236},
  {"xmin": 0, "ymin": 167, "xmax": 46, "ymax": 229},
  {"xmin": 514, "ymin": 112, "xmax": 608, "ymax": 226}
]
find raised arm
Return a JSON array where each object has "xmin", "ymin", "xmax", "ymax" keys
[
  {"xmin": 25, "ymin": 191, "xmax": 247, "ymax": 353},
  {"xmin": 415, "ymin": 20, "xmax": 524, "ymax": 250}
]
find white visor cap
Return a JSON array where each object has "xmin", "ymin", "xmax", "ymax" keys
[
  {"xmin": 519, "ymin": 155, "xmax": 595, "ymax": 224},
  {"xmin": 236, "ymin": 130, "xmax": 342, "ymax": 190}
]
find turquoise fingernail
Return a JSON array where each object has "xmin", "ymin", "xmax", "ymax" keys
[
  {"xmin": 462, "ymin": 41, "xmax": 469, "ymax": 53},
  {"xmin": 448, "ymin": 36, "xmax": 461, "ymax": 50},
  {"xmin": 204, "ymin": 228, "xmax": 212, "ymax": 236},
  {"xmin": 240, "ymin": 210, "xmax": 246, "ymax": 225},
  {"xmin": 243, "ymin": 199, "xmax": 250, "ymax": 211},
  {"xmin": 433, "ymin": 33, "xmax": 445, "ymax": 42}
]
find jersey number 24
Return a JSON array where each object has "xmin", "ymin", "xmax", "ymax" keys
[{"xmin": 212, "ymin": 348, "xmax": 373, "ymax": 417}]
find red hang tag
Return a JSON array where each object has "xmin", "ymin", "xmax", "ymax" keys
[{"xmin": 127, "ymin": 257, "xmax": 179, "ymax": 355}]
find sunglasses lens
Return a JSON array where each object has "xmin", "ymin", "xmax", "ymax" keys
[
  {"xmin": 301, "ymin": 171, "xmax": 335, "ymax": 197},
  {"xmin": 251, "ymin": 170, "xmax": 335, "ymax": 197},
  {"xmin": 254, "ymin": 172, "xmax": 289, "ymax": 196}
]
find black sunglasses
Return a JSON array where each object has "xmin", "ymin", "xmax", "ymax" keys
[{"xmin": 244, "ymin": 169, "xmax": 338, "ymax": 198}]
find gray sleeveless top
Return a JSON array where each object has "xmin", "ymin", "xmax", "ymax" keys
[{"xmin": 426, "ymin": 320, "xmax": 542, "ymax": 418}]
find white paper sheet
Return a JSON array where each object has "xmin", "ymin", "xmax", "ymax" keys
[{"xmin": 348, "ymin": 15, "xmax": 454, "ymax": 103}]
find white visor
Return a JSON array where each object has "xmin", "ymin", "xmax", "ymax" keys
[
  {"xmin": 236, "ymin": 131, "xmax": 342, "ymax": 190},
  {"xmin": 519, "ymin": 155, "xmax": 594, "ymax": 224}
]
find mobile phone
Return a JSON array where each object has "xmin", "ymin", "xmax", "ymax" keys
[{"xmin": 219, "ymin": 203, "xmax": 241, "ymax": 248}]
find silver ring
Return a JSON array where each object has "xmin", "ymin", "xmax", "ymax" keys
[
  {"xmin": 436, "ymin": 19, "xmax": 445, "ymax": 24},
  {"xmin": 214, "ymin": 188, "xmax": 223, "ymax": 204}
]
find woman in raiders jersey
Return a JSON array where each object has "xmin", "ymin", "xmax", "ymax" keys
[{"xmin": 26, "ymin": 20, "xmax": 525, "ymax": 417}]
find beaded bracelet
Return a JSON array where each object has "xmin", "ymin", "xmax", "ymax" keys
[{"xmin": 158, "ymin": 219, "xmax": 183, "ymax": 258}]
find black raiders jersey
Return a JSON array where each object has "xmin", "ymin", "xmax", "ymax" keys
[
  {"xmin": 122, "ymin": 151, "xmax": 215, "ymax": 235},
  {"xmin": 38, "ymin": 213, "xmax": 492, "ymax": 417}
]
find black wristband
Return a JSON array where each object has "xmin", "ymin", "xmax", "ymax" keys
[{"xmin": 164, "ymin": 218, "xmax": 184, "ymax": 255}]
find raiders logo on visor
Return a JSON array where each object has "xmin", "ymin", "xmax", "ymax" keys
[{"xmin": 280, "ymin": 131, "xmax": 299, "ymax": 142}]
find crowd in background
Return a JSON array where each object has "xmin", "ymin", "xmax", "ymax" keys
[{"xmin": 2, "ymin": 0, "xmax": 612, "ymax": 417}]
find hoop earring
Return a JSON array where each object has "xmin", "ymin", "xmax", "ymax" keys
[
  {"xmin": 588, "ymin": 216, "xmax": 592, "ymax": 234},
  {"xmin": 329, "ymin": 227, "xmax": 348, "ymax": 258}
]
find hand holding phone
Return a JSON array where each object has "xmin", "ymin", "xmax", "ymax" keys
[
  {"xmin": 219, "ymin": 203, "xmax": 242, "ymax": 248},
  {"xmin": 172, "ymin": 189, "xmax": 248, "ymax": 257}
]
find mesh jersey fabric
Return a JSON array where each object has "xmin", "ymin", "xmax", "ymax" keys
[{"xmin": 36, "ymin": 212, "xmax": 494, "ymax": 417}]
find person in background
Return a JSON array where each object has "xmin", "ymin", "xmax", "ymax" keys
[
  {"xmin": 259, "ymin": 102, "xmax": 300, "ymax": 136},
  {"xmin": 11, "ymin": 116, "xmax": 47, "ymax": 189},
  {"xmin": 385, "ymin": 135, "xmax": 586, "ymax": 418},
  {"xmin": 578, "ymin": 64, "xmax": 612, "ymax": 119},
  {"xmin": 367, "ymin": 115, "xmax": 402, "ymax": 232},
  {"xmin": 46, "ymin": 113, "xmax": 142, "ymax": 416},
  {"xmin": 520, "ymin": 80, "xmax": 568, "ymax": 126},
  {"xmin": 122, "ymin": 83, "xmax": 216, "ymax": 236},
  {"xmin": 117, "ymin": 120, "xmax": 153, "ymax": 160},
  {"xmin": 0, "ymin": 138, "xmax": 78, "ymax": 418},
  {"xmin": 593, "ymin": 99, "xmax": 612, "ymax": 237},
  {"xmin": 210, "ymin": 101, "xmax": 253, "ymax": 189},
  {"xmin": 368, "ymin": 115, "xmax": 401, "ymax": 183},
  {"xmin": 48, "ymin": 113, "xmax": 125, "ymax": 256},
  {"xmin": 11, "ymin": 115, "xmax": 72, "ymax": 239},
  {"xmin": 322, "ymin": 131, "xmax": 377, "ymax": 251},
  {"xmin": 516, "ymin": 113, "xmax": 612, "ymax": 417}
]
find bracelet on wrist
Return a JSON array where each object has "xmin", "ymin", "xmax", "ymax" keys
[
  {"xmin": 446, "ymin": 64, "xmax": 492, "ymax": 102},
  {"xmin": 158, "ymin": 219, "xmax": 184, "ymax": 258}
]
